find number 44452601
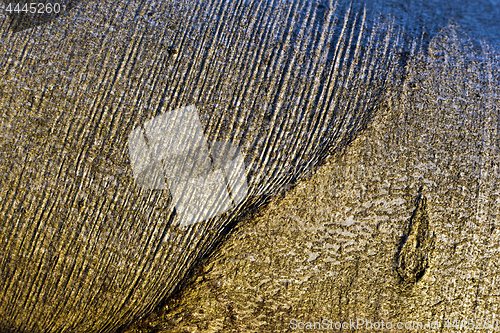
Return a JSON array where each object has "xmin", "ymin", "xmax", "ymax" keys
[{"xmin": 5, "ymin": 3, "xmax": 61, "ymax": 14}]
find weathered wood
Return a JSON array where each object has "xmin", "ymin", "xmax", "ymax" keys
[
  {"xmin": 0, "ymin": 0, "xmax": 405, "ymax": 332},
  {"xmin": 0, "ymin": 0, "xmax": 499, "ymax": 332},
  {"xmin": 119, "ymin": 24, "xmax": 500, "ymax": 332}
]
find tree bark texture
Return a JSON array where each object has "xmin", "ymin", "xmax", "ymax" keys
[
  {"xmin": 121, "ymin": 24, "xmax": 500, "ymax": 332},
  {"xmin": 0, "ymin": 0, "xmax": 499, "ymax": 332}
]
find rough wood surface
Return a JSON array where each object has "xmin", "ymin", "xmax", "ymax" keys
[
  {"xmin": 0, "ymin": 0, "xmax": 403, "ymax": 332},
  {"xmin": 120, "ymin": 25, "xmax": 500, "ymax": 332},
  {"xmin": 0, "ymin": 0, "xmax": 499, "ymax": 332}
]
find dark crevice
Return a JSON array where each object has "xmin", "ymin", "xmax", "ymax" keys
[{"xmin": 396, "ymin": 190, "xmax": 434, "ymax": 286}]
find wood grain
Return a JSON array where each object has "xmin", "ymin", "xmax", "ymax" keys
[
  {"xmin": 0, "ymin": 0, "xmax": 405, "ymax": 332},
  {"xmin": 119, "ymin": 25, "xmax": 500, "ymax": 332}
]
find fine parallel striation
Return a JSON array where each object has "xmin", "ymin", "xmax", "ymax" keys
[{"xmin": 0, "ymin": 0, "xmax": 410, "ymax": 332}]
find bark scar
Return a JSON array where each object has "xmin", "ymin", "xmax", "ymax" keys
[{"xmin": 397, "ymin": 192, "xmax": 434, "ymax": 285}]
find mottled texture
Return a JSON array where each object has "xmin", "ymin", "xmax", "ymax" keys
[
  {"xmin": 120, "ymin": 25, "xmax": 500, "ymax": 332},
  {"xmin": 1, "ymin": 0, "xmax": 499, "ymax": 332},
  {"xmin": 0, "ymin": 0, "xmax": 404, "ymax": 332}
]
